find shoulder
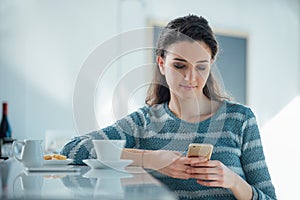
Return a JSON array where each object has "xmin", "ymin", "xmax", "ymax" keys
[
  {"xmin": 218, "ymin": 101, "xmax": 260, "ymax": 140},
  {"xmin": 222, "ymin": 101, "xmax": 256, "ymax": 120},
  {"xmin": 214, "ymin": 101, "xmax": 257, "ymax": 127}
]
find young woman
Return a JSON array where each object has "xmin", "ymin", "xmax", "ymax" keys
[{"xmin": 61, "ymin": 15, "xmax": 276, "ymax": 200}]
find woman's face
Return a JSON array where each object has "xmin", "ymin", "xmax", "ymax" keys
[{"xmin": 158, "ymin": 41, "xmax": 212, "ymax": 100}]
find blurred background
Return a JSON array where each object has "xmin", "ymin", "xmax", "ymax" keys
[{"xmin": 0, "ymin": 0, "xmax": 299, "ymax": 198}]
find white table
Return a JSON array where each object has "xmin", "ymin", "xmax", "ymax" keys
[{"xmin": 0, "ymin": 158, "xmax": 177, "ymax": 200}]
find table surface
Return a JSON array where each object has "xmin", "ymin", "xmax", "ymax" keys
[{"xmin": 0, "ymin": 158, "xmax": 178, "ymax": 200}]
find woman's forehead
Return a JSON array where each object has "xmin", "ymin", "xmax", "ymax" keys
[{"xmin": 165, "ymin": 41, "xmax": 211, "ymax": 62}]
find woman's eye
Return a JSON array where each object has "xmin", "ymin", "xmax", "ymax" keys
[
  {"xmin": 196, "ymin": 66, "xmax": 207, "ymax": 71},
  {"xmin": 173, "ymin": 63, "xmax": 185, "ymax": 69}
]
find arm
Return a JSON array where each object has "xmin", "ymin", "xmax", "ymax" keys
[
  {"xmin": 60, "ymin": 114, "xmax": 139, "ymax": 164},
  {"xmin": 121, "ymin": 148, "xmax": 144, "ymax": 167},
  {"xmin": 60, "ymin": 131, "xmax": 101, "ymax": 164},
  {"xmin": 240, "ymin": 109, "xmax": 277, "ymax": 199},
  {"xmin": 186, "ymin": 108, "xmax": 276, "ymax": 200},
  {"xmin": 122, "ymin": 148, "xmax": 183, "ymax": 169},
  {"xmin": 229, "ymin": 170, "xmax": 253, "ymax": 199},
  {"xmin": 122, "ymin": 148, "xmax": 200, "ymax": 179}
]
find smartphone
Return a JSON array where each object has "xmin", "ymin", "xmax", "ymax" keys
[{"xmin": 187, "ymin": 143, "xmax": 213, "ymax": 160}]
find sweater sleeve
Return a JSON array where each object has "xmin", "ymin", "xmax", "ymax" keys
[
  {"xmin": 60, "ymin": 108, "xmax": 147, "ymax": 164},
  {"xmin": 240, "ymin": 108, "xmax": 277, "ymax": 200}
]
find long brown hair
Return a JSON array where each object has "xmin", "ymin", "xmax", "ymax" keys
[{"xmin": 145, "ymin": 15, "xmax": 230, "ymax": 106}]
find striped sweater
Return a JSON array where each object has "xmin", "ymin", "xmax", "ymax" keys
[{"xmin": 61, "ymin": 101, "xmax": 276, "ymax": 200}]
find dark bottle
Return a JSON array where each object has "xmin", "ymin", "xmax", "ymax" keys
[{"xmin": 0, "ymin": 102, "xmax": 12, "ymax": 139}]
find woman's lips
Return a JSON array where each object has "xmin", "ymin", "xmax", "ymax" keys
[{"xmin": 180, "ymin": 84, "xmax": 197, "ymax": 89}]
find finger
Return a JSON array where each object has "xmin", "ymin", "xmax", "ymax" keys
[
  {"xmin": 159, "ymin": 168, "xmax": 190, "ymax": 179},
  {"xmin": 171, "ymin": 164, "xmax": 193, "ymax": 173},
  {"xmin": 180, "ymin": 157, "xmax": 197, "ymax": 165},
  {"xmin": 189, "ymin": 157, "xmax": 208, "ymax": 165},
  {"xmin": 173, "ymin": 158, "xmax": 195, "ymax": 172},
  {"xmin": 165, "ymin": 159, "xmax": 194, "ymax": 173},
  {"xmin": 190, "ymin": 160, "xmax": 221, "ymax": 168},
  {"xmin": 186, "ymin": 166, "xmax": 221, "ymax": 174}
]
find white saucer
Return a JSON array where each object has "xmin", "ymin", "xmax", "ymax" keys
[
  {"xmin": 82, "ymin": 159, "xmax": 133, "ymax": 170},
  {"xmin": 43, "ymin": 159, "xmax": 73, "ymax": 166}
]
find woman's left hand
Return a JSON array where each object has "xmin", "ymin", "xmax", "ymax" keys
[{"xmin": 186, "ymin": 159, "xmax": 238, "ymax": 189}]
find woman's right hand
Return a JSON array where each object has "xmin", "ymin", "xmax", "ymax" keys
[{"xmin": 143, "ymin": 150, "xmax": 205, "ymax": 179}]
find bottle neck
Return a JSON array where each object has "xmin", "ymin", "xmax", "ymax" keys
[{"xmin": 2, "ymin": 103, "xmax": 7, "ymax": 116}]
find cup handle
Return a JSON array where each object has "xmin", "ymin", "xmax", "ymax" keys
[{"xmin": 12, "ymin": 141, "xmax": 25, "ymax": 162}]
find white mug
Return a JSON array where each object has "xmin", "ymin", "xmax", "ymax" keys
[
  {"xmin": 92, "ymin": 140, "xmax": 125, "ymax": 161},
  {"xmin": 12, "ymin": 140, "xmax": 43, "ymax": 168}
]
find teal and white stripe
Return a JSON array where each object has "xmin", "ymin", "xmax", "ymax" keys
[{"xmin": 61, "ymin": 101, "xmax": 277, "ymax": 200}]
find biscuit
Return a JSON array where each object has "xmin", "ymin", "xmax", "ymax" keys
[
  {"xmin": 52, "ymin": 154, "xmax": 67, "ymax": 160},
  {"xmin": 43, "ymin": 155, "xmax": 52, "ymax": 160},
  {"xmin": 43, "ymin": 154, "xmax": 67, "ymax": 160}
]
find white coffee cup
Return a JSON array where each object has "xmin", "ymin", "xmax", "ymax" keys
[
  {"xmin": 12, "ymin": 140, "xmax": 43, "ymax": 168},
  {"xmin": 92, "ymin": 140, "xmax": 125, "ymax": 161}
]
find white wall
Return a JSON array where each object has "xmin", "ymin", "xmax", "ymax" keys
[
  {"xmin": 0, "ymin": 0, "xmax": 119, "ymax": 139},
  {"xmin": 0, "ymin": 0, "xmax": 299, "ymax": 137}
]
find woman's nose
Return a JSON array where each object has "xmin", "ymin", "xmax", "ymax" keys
[{"xmin": 184, "ymin": 67, "xmax": 197, "ymax": 82}]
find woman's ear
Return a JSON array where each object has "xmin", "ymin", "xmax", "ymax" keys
[{"xmin": 157, "ymin": 56, "xmax": 165, "ymax": 75}]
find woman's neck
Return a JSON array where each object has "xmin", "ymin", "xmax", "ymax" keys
[{"xmin": 168, "ymin": 95, "xmax": 217, "ymax": 122}]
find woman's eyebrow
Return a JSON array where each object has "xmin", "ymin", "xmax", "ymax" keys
[{"xmin": 173, "ymin": 57, "xmax": 209, "ymax": 63}]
